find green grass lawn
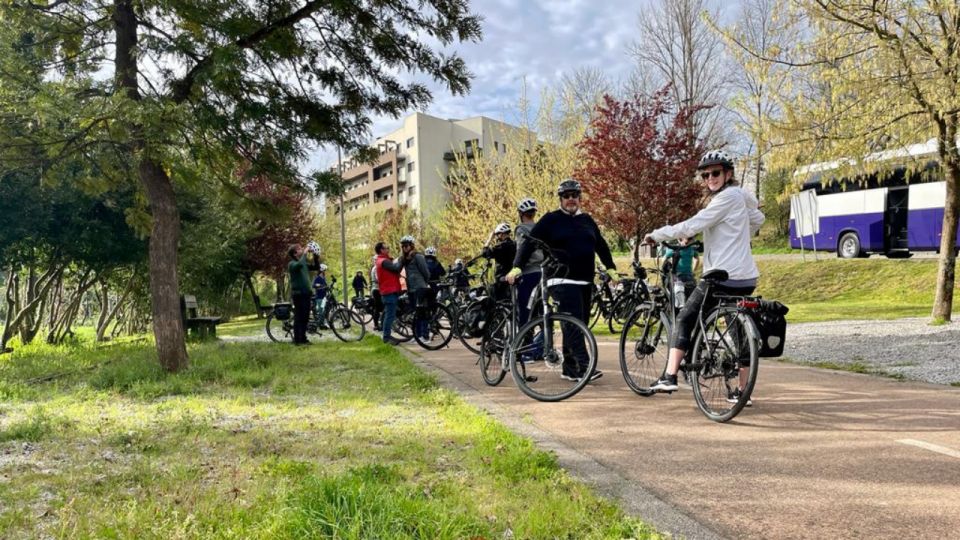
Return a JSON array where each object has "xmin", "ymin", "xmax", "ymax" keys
[
  {"xmin": 608, "ymin": 255, "xmax": 953, "ymax": 324},
  {"xmin": 0, "ymin": 337, "xmax": 658, "ymax": 539},
  {"xmin": 217, "ymin": 315, "xmax": 268, "ymax": 338}
]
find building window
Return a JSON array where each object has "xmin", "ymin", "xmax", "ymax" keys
[
  {"xmin": 407, "ymin": 162, "xmax": 415, "ymax": 172},
  {"xmin": 409, "ymin": 186, "xmax": 417, "ymax": 197},
  {"xmin": 406, "ymin": 137, "xmax": 415, "ymax": 148},
  {"xmin": 500, "ymin": 143, "xmax": 507, "ymax": 153},
  {"xmin": 494, "ymin": 141, "xmax": 499, "ymax": 151}
]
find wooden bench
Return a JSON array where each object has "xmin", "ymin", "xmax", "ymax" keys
[{"xmin": 180, "ymin": 294, "xmax": 222, "ymax": 340}]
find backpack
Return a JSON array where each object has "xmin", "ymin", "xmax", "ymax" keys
[{"xmin": 752, "ymin": 300, "xmax": 789, "ymax": 357}]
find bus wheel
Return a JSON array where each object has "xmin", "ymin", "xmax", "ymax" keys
[{"xmin": 838, "ymin": 232, "xmax": 862, "ymax": 259}]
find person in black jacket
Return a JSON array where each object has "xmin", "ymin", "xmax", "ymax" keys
[
  {"xmin": 483, "ymin": 222, "xmax": 516, "ymax": 301},
  {"xmin": 507, "ymin": 178, "xmax": 618, "ymax": 381},
  {"xmin": 352, "ymin": 271, "xmax": 367, "ymax": 298}
]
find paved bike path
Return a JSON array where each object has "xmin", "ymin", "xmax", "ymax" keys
[{"xmin": 404, "ymin": 340, "xmax": 960, "ymax": 539}]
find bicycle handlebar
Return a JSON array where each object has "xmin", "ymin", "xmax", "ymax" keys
[{"xmin": 660, "ymin": 240, "xmax": 704, "ymax": 253}]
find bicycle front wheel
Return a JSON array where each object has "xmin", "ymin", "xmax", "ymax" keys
[
  {"xmin": 479, "ymin": 307, "xmax": 509, "ymax": 386},
  {"xmin": 265, "ymin": 313, "xmax": 293, "ymax": 343},
  {"xmin": 329, "ymin": 306, "xmax": 366, "ymax": 343},
  {"xmin": 510, "ymin": 313, "xmax": 597, "ymax": 402},
  {"xmin": 609, "ymin": 293, "xmax": 640, "ymax": 334},
  {"xmin": 619, "ymin": 303, "xmax": 668, "ymax": 397},
  {"xmin": 690, "ymin": 307, "xmax": 760, "ymax": 423},
  {"xmin": 415, "ymin": 303, "xmax": 455, "ymax": 351}
]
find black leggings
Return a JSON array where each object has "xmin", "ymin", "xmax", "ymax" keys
[{"xmin": 671, "ymin": 281, "xmax": 755, "ymax": 351}]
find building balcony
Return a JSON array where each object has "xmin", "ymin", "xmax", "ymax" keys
[{"xmin": 443, "ymin": 147, "xmax": 481, "ymax": 161}]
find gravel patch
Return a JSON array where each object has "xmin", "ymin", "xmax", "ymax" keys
[{"xmin": 785, "ymin": 318, "xmax": 960, "ymax": 385}]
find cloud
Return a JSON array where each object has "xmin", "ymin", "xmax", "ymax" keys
[{"xmin": 305, "ymin": 0, "xmax": 649, "ymax": 172}]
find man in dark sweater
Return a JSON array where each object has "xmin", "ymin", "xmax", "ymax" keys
[
  {"xmin": 288, "ymin": 243, "xmax": 319, "ymax": 345},
  {"xmin": 507, "ymin": 178, "xmax": 618, "ymax": 381}
]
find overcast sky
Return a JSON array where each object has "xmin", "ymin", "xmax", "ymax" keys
[{"xmin": 307, "ymin": 0, "xmax": 656, "ymax": 171}]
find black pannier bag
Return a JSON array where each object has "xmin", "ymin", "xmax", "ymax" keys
[
  {"xmin": 273, "ymin": 303, "xmax": 293, "ymax": 321},
  {"xmin": 753, "ymin": 300, "xmax": 788, "ymax": 357}
]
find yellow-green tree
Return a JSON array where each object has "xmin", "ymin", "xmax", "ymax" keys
[
  {"xmin": 436, "ymin": 90, "xmax": 586, "ymax": 260},
  {"xmin": 744, "ymin": 1, "xmax": 960, "ymax": 321}
]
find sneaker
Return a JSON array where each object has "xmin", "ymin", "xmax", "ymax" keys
[
  {"xmin": 382, "ymin": 336, "xmax": 401, "ymax": 345},
  {"xmin": 651, "ymin": 374, "xmax": 679, "ymax": 392},
  {"xmin": 520, "ymin": 353, "xmax": 538, "ymax": 364},
  {"xmin": 726, "ymin": 388, "xmax": 753, "ymax": 407},
  {"xmin": 586, "ymin": 370, "xmax": 603, "ymax": 383},
  {"xmin": 560, "ymin": 373, "xmax": 581, "ymax": 382}
]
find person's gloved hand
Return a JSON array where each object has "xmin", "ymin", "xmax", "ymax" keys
[
  {"xmin": 606, "ymin": 268, "xmax": 620, "ymax": 285},
  {"xmin": 505, "ymin": 267, "xmax": 522, "ymax": 285}
]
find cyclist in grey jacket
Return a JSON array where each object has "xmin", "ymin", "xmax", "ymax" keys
[
  {"xmin": 514, "ymin": 197, "xmax": 543, "ymax": 326},
  {"xmin": 400, "ymin": 235, "xmax": 432, "ymax": 339},
  {"xmin": 645, "ymin": 150, "xmax": 765, "ymax": 404}
]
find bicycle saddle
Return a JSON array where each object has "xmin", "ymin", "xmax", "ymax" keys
[{"xmin": 701, "ymin": 269, "xmax": 729, "ymax": 283}]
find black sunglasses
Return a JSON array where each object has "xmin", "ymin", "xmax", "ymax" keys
[
  {"xmin": 560, "ymin": 191, "xmax": 581, "ymax": 200},
  {"xmin": 700, "ymin": 170, "xmax": 724, "ymax": 180}
]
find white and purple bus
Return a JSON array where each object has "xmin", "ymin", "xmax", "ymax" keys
[{"xmin": 789, "ymin": 145, "xmax": 960, "ymax": 258}]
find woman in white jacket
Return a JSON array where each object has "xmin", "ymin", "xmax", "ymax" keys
[{"xmin": 644, "ymin": 150, "xmax": 764, "ymax": 402}]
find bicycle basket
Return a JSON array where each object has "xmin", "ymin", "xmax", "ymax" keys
[
  {"xmin": 273, "ymin": 303, "xmax": 293, "ymax": 321},
  {"xmin": 751, "ymin": 300, "xmax": 789, "ymax": 357}
]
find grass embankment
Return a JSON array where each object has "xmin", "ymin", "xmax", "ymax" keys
[
  {"xmin": 755, "ymin": 258, "xmax": 952, "ymax": 323},
  {"xmin": 609, "ymin": 255, "xmax": 952, "ymax": 324},
  {"xmin": 0, "ymin": 337, "xmax": 657, "ymax": 539}
]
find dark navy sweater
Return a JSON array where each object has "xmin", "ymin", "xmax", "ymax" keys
[{"xmin": 513, "ymin": 209, "xmax": 616, "ymax": 282}]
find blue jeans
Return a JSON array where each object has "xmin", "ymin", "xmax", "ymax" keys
[
  {"xmin": 410, "ymin": 288, "xmax": 430, "ymax": 339},
  {"xmin": 381, "ymin": 293, "xmax": 398, "ymax": 340}
]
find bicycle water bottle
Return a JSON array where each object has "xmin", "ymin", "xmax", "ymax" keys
[{"xmin": 673, "ymin": 280, "xmax": 685, "ymax": 309}]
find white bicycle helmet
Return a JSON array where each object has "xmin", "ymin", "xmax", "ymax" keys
[
  {"xmin": 306, "ymin": 241, "xmax": 321, "ymax": 254},
  {"xmin": 454, "ymin": 258, "xmax": 463, "ymax": 266},
  {"xmin": 400, "ymin": 235, "xmax": 415, "ymax": 245},
  {"xmin": 424, "ymin": 246, "xmax": 437, "ymax": 256},
  {"xmin": 318, "ymin": 263, "xmax": 328, "ymax": 272},
  {"xmin": 493, "ymin": 222, "xmax": 511, "ymax": 234},
  {"xmin": 517, "ymin": 197, "xmax": 537, "ymax": 213},
  {"xmin": 698, "ymin": 149, "xmax": 734, "ymax": 170}
]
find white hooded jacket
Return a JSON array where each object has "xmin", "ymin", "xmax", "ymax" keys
[{"xmin": 649, "ymin": 186, "xmax": 764, "ymax": 282}]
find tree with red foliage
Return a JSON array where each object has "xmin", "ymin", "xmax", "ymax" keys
[
  {"xmin": 576, "ymin": 87, "xmax": 706, "ymax": 260},
  {"xmin": 242, "ymin": 175, "xmax": 317, "ymax": 302}
]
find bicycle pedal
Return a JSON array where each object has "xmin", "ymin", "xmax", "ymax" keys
[{"xmin": 525, "ymin": 376, "xmax": 538, "ymax": 382}]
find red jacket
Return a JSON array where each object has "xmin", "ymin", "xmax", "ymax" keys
[{"xmin": 376, "ymin": 254, "xmax": 402, "ymax": 295}]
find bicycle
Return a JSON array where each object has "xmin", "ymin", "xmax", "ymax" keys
[
  {"xmin": 619, "ymin": 240, "xmax": 761, "ymax": 422},
  {"xmin": 588, "ymin": 263, "xmax": 647, "ymax": 333},
  {"xmin": 483, "ymin": 237, "xmax": 599, "ymax": 402},
  {"xmin": 266, "ymin": 289, "xmax": 366, "ymax": 344},
  {"xmin": 389, "ymin": 289, "xmax": 455, "ymax": 351}
]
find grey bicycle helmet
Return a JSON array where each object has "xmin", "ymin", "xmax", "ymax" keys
[
  {"xmin": 424, "ymin": 246, "xmax": 437, "ymax": 256},
  {"xmin": 400, "ymin": 235, "xmax": 415, "ymax": 245},
  {"xmin": 556, "ymin": 178, "xmax": 582, "ymax": 195},
  {"xmin": 493, "ymin": 222, "xmax": 511, "ymax": 234}
]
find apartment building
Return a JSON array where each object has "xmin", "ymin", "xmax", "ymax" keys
[{"xmin": 329, "ymin": 112, "xmax": 533, "ymax": 218}]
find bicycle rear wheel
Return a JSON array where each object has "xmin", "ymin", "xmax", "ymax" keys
[
  {"xmin": 329, "ymin": 306, "xmax": 366, "ymax": 342},
  {"xmin": 510, "ymin": 313, "xmax": 597, "ymax": 402},
  {"xmin": 619, "ymin": 303, "xmax": 668, "ymax": 397},
  {"xmin": 479, "ymin": 307, "xmax": 509, "ymax": 386},
  {"xmin": 608, "ymin": 293, "xmax": 640, "ymax": 334},
  {"xmin": 265, "ymin": 313, "xmax": 293, "ymax": 343},
  {"xmin": 391, "ymin": 311, "xmax": 415, "ymax": 343},
  {"xmin": 690, "ymin": 307, "xmax": 759, "ymax": 422},
  {"xmin": 415, "ymin": 303, "xmax": 455, "ymax": 351}
]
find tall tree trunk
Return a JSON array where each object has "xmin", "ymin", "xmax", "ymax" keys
[
  {"xmin": 114, "ymin": 0, "xmax": 187, "ymax": 370},
  {"xmin": 97, "ymin": 274, "xmax": 135, "ymax": 342},
  {"xmin": 141, "ymin": 160, "xmax": 188, "ymax": 371},
  {"xmin": 3, "ymin": 265, "xmax": 61, "ymax": 349},
  {"xmin": 1, "ymin": 267, "xmax": 19, "ymax": 351},
  {"xmin": 933, "ymin": 123, "xmax": 959, "ymax": 321},
  {"xmin": 244, "ymin": 273, "xmax": 265, "ymax": 318}
]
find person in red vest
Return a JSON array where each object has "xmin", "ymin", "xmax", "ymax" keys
[{"xmin": 374, "ymin": 241, "xmax": 404, "ymax": 345}]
